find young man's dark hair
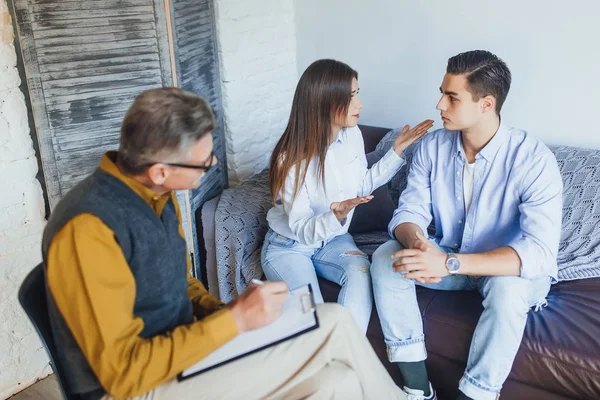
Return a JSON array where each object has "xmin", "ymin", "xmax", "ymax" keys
[
  {"xmin": 447, "ymin": 50, "xmax": 512, "ymax": 115},
  {"xmin": 117, "ymin": 88, "xmax": 216, "ymax": 175}
]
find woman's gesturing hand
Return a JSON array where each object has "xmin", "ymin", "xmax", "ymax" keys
[
  {"xmin": 393, "ymin": 119, "xmax": 435, "ymax": 156},
  {"xmin": 330, "ymin": 195, "xmax": 374, "ymax": 222}
]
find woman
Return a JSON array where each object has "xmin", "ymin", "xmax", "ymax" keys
[{"xmin": 261, "ymin": 59, "xmax": 433, "ymax": 332}]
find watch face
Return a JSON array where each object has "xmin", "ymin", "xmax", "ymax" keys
[{"xmin": 447, "ymin": 257, "xmax": 460, "ymax": 271}]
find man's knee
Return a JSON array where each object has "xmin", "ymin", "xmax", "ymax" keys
[
  {"xmin": 315, "ymin": 303, "xmax": 355, "ymax": 328},
  {"xmin": 371, "ymin": 240, "xmax": 402, "ymax": 278},
  {"xmin": 482, "ymin": 277, "xmax": 531, "ymax": 313},
  {"xmin": 371, "ymin": 240, "xmax": 417, "ymax": 292}
]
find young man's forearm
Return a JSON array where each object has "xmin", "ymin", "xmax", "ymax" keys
[
  {"xmin": 393, "ymin": 222, "xmax": 424, "ymax": 249},
  {"xmin": 457, "ymin": 247, "xmax": 521, "ymax": 276},
  {"xmin": 394, "ymin": 222, "xmax": 522, "ymax": 277}
]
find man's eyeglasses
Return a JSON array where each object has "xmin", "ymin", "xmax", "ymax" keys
[{"xmin": 144, "ymin": 152, "xmax": 216, "ymax": 173}]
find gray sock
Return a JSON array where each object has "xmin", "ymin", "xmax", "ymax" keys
[{"xmin": 397, "ymin": 361, "xmax": 431, "ymax": 396}]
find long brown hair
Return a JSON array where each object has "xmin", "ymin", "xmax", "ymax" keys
[{"xmin": 269, "ymin": 59, "xmax": 358, "ymax": 204}]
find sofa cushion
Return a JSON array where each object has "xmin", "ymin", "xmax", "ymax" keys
[
  {"xmin": 551, "ymin": 145, "xmax": 600, "ymax": 281},
  {"xmin": 318, "ymin": 274, "xmax": 600, "ymax": 399},
  {"xmin": 375, "ymin": 128, "xmax": 436, "ymax": 236},
  {"xmin": 416, "ymin": 278, "xmax": 600, "ymax": 399},
  {"xmin": 359, "ymin": 124, "xmax": 393, "ymax": 153},
  {"xmin": 375, "ymin": 127, "xmax": 421, "ymax": 204},
  {"xmin": 348, "ymin": 151, "xmax": 397, "ymax": 235},
  {"xmin": 348, "ymin": 186, "xmax": 395, "ymax": 234},
  {"xmin": 351, "ymin": 231, "xmax": 391, "ymax": 256}
]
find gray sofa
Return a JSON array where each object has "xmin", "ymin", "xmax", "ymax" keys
[{"xmin": 202, "ymin": 125, "xmax": 600, "ymax": 399}]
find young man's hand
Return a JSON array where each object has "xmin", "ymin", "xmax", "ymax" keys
[
  {"xmin": 391, "ymin": 232, "xmax": 448, "ymax": 284},
  {"xmin": 227, "ymin": 281, "xmax": 288, "ymax": 333},
  {"xmin": 330, "ymin": 195, "xmax": 374, "ymax": 222},
  {"xmin": 392, "ymin": 119, "xmax": 435, "ymax": 157}
]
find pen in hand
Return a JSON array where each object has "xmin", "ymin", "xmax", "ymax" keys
[{"xmin": 252, "ymin": 279, "xmax": 289, "ymax": 294}]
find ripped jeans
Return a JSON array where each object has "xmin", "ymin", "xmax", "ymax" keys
[
  {"xmin": 261, "ymin": 229, "xmax": 373, "ymax": 333},
  {"xmin": 371, "ymin": 239, "xmax": 552, "ymax": 400}
]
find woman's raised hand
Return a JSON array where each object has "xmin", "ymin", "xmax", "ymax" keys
[{"xmin": 393, "ymin": 119, "xmax": 435, "ymax": 156}]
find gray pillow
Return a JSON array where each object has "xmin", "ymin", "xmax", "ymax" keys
[
  {"xmin": 551, "ymin": 145, "xmax": 600, "ymax": 281},
  {"xmin": 348, "ymin": 151, "xmax": 397, "ymax": 234},
  {"xmin": 375, "ymin": 128, "xmax": 424, "ymax": 204}
]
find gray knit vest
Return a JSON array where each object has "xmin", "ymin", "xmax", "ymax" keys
[{"xmin": 41, "ymin": 167, "xmax": 193, "ymax": 398}]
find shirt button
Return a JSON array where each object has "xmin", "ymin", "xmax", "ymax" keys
[
  {"xmin": 454, "ymin": 243, "xmax": 459, "ymax": 247},
  {"xmin": 152, "ymin": 196, "xmax": 159, "ymax": 201},
  {"xmin": 458, "ymin": 220, "xmax": 463, "ymax": 224},
  {"xmin": 456, "ymin": 196, "xmax": 461, "ymax": 200},
  {"xmin": 456, "ymin": 171, "xmax": 461, "ymax": 175}
]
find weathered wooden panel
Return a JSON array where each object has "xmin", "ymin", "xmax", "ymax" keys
[
  {"xmin": 31, "ymin": 14, "xmax": 157, "ymax": 31},
  {"xmin": 170, "ymin": 0, "xmax": 228, "ymax": 277},
  {"xmin": 13, "ymin": 0, "xmax": 225, "ymax": 280},
  {"xmin": 32, "ymin": 21, "xmax": 157, "ymax": 39},
  {"xmin": 12, "ymin": 0, "xmax": 174, "ymax": 208}
]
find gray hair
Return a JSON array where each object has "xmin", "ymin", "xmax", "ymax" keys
[{"xmin": 117, "ymin": 87, "xmax": 215, "ymax": 174}]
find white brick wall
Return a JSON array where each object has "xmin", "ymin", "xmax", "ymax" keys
[
  {"xmin": 0, "ymin": 1, "xmax": 50, "ymax": 398},
  {"xmin": 214, "ymin": 0, "xmax": 299, "ymax": 185}
]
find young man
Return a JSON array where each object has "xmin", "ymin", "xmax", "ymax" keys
[
  {"xmin": 42, "ymin": 88, "xmax": 406, "ymax": 400},
  {"xmin": 371, "ymin": 50, "xmax": 563, "ymax": 400}
]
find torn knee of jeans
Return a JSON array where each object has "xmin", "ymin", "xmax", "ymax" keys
[
  {"xmin": 341, "ymin": 250, "xmax": 368, "ymax": 259},
  {"xmin": 340, "ymin": 251, "xmax": 369, "ymax": 272}
]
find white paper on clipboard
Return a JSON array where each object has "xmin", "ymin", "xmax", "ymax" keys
[{"xmin": 180, "ymin": 284, "xmax": 317, "ymax": 380}]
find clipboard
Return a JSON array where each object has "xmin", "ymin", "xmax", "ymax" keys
[{"xmin": 178, "ymin": 284, "xmax": 319, "ymax": 381}]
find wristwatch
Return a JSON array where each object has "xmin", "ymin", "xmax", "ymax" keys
[{"xmin": 445, "ymin": 253, "xmax": 461, "ymax": 274}]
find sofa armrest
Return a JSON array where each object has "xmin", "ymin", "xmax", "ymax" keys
[{"xmin": 213, "ymin": 170, "xmax": 271, "ymax": 301}]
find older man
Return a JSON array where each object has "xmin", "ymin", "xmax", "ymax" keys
[{"xmin": 42, "ymin": 87, "xmax": 405, "ymax": 400}]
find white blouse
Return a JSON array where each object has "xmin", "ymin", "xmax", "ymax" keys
[{"xmin": 266, "ymin": 125, "xmax": 405, "ymax": 247}]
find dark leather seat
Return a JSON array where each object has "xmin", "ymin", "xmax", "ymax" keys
[{"xmin": 320, "ymin": 276, "xmax": 600, "ymax": 400}]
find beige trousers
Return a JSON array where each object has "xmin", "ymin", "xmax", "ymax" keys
[{"xmin": 103, "ymin": 304, "xmax": 405, "ymax": 400}]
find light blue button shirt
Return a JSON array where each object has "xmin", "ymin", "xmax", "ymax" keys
[
  {"xmin": 267, "ymin": 125, "xmax": 405, "ymax": 247},
  {"xmin": 388, "ymin": 122, "xmax": 563, "ymax": 281}
]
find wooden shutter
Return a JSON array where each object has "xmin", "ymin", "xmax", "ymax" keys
[
  {"xmin": 11, "ymin": 0, "xmax": 174, "ymax": 208},
  {"xmin": 169, "ymin": 0, "xmax": 228, "ymax": 276},
  {"xmin": 11, "ymin": 0, "xmax": 228, "ymax": 279}
]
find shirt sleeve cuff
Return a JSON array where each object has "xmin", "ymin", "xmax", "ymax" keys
[
  {"xmin": 325, "ymin": 209, "xmax": 345, "ymax": 231},
  {"xmin": 388, "ymin": 212, "xmax": 430, "ymax": 240},
  {"xmin": 507, "ymin": 238, "xmax": 536, "ymax": 279}
]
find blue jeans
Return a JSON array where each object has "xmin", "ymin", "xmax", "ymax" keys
[
  {"xmin": 261, "ymin": 228, "xmax": 373, "ymax": 333},
  {"xmin": 371, "ymin": 239, "xmax": 551, "ymax": 400}
]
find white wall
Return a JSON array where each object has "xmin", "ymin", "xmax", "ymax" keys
[
  {"xmin": 0, "ymin": 1, "xmax": 51, "ymax": 398},
  {"xmin": 294, "ymin": 0, "xmax": 600, "ymax": 149},
  {"xmin": 215, "ymin": 0, "xmax": 298, "ymax": 185}
]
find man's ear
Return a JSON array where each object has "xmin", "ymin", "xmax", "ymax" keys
[
  {"xmin": 147, "ymin": 164, "xmax": 169, "ymax": 185},
  {"xmin": 481, "ymin": 95, "xmax": 496, "ymax": 114}
]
